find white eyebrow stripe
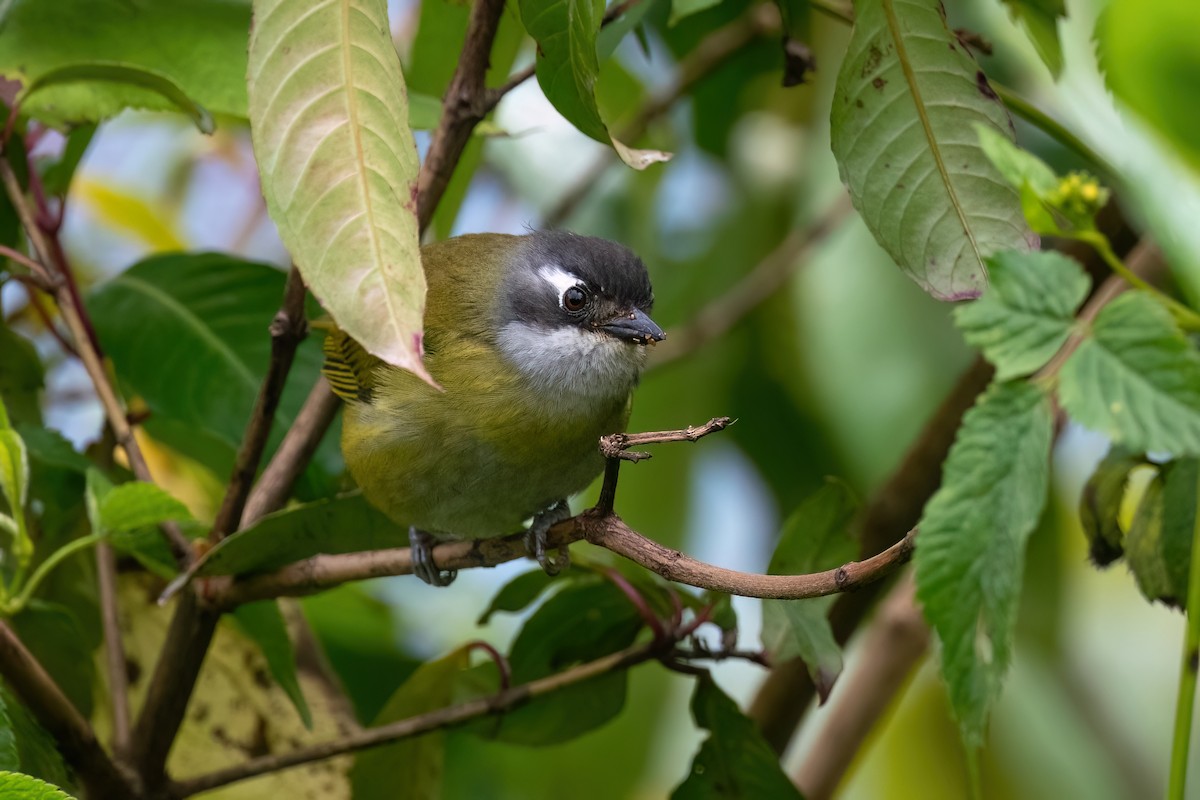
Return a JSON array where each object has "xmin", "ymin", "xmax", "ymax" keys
[{"xmin": 538, "ymin": 265, "xmax": 584, "ymax": 306}]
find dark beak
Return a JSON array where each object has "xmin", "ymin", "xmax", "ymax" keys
[{"xmin": 599, "ymin": 308, "xmax": 666, "ymax": 345}]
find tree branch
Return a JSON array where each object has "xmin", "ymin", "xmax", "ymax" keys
[
  {"xmin": 212, "ymin": 266, "xmax": 308, "ymax": 539},
  {"xmin": 95, "ymin": 542, "xmax": 131, "ymax": 758},
  {"xmin": 0, "ymin": 621, "xmax": 139, "ymax": 798}
]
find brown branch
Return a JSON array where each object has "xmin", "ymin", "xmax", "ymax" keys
[
  {"xmin": 0, "ymin": 242, "xmax": 52, "ymax": 282},
  {"xmin": 599, "ymin": 416, "xmax": 734, "ymax": 461},
  {"xmin": 0, "ymin": 155, "xmax": 192, "ymax": 564},
  {"xmin": 239, "ymin": 377, "xmax": 342, "ymax": 528},
  {"xmin": 212, "ymin": 266, "xmax": 308, "ymax": 540},
  {"xmin": 791, "ymin": 572, "xmax": 928, "ymax": 799},
  {"xmin": 649, "ymin": 196, "xmax": 854, "ymax": 371},
  {"xmin": 415, "ymin": 0, "xmax": 508, "ymax": 234},
  {"xmin": 544, "ymin": 3, "xmax": 781, "ymax": 228},
  {"xmin": 95, "ymin": 542, "xmax": 131, "ymax": 758},
  {"xmin": 0, "ymin": 621, "xmax": 139, "ymax": 798}
]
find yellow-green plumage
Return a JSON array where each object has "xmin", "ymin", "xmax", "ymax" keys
[{"xmin": 325, "ymin": 234, "xmax": 644, "ymax": 540}]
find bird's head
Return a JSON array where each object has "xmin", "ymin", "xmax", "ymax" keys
[{"xmin": 494, "ymin": 231, "xmax": 664, "ymax": 403}]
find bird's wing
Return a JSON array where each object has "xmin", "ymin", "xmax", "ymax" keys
[{"xmin": 322, "ymin": 328, "xmax": 383, "ymax": 403}]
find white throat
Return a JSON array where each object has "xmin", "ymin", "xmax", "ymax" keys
[{"xmin": 497, "ymin": 321, "xmax": 647, "ymax": 413}]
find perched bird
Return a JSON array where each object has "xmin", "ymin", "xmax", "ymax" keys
[{"xmin": 323, "ymin": 231, "xmax": 664, "ymax": 585}]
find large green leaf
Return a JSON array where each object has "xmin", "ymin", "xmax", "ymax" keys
[
  {"xmin": 1059, "ymin": 291, "xmax": 1200, "ymax": 456},
  {"xmin": 248, "ymin": 0, "xmax": 430, "ymax": 382},
  {"xmin": 914, "ymin": 380, "xmax": 1053, "ymax": 746},
  {"xmin": 86, "ymin": 252, "xmax": 340, "ymax": 492},
  {"xmin": 830, "ymin": 0, "xmax": 1034, "ymax": 300},
  {"xmin": 0, "ymin": 687, "xmax": 70, "ymax": 791},
  {"xmin": 193, "ymin": 493, "xmax": 408, "ymax": 578},
  {"xmin": 761, "ymin": 480, "xmax": 858, "ymax": 701},
  {"xmin": 95, "ymin": 482, "xmax": 192, "ymax": 535},
  {"xmin": 0, "ymin": 0, "xmax": 250, "ymax": 128},
  {"xmin": 231, "ymin": 601, "xmax": 312, "ymax": 728},
  {"xmin": 671, "ymin": 676, "xmax": 804, "ymax": 800},
  {"xmin": 351, "ymin": 647, "xmax": 470, "ymax": 800},
  {"xmin": 519, "ymin": 0, "xmax": 670, "ymax": 169},
  {"xmin": 479, "ymin": 581, "xmax": 643, "ymax": 746},
  {"xmin": 953, "ymin": 250, "xmax": 1091, "ymax": 380},
  {"xmin": 0, "ymin": 694, "xmax": 18, "ymax": 773}
]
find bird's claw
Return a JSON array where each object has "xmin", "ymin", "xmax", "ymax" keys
[
  {"xmin": 525, "ymin": 500, "xmax": 572, "ymax": 575},
  {"xmin": 409, "ymin": 526, "xmax": 456, "ymax": 586}
]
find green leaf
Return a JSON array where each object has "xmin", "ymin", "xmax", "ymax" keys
[
  {"xmin": 669, "ymin": 0, "xmax": 723, "ymax": 25},
  {"xmin": 351, "ymin": 647, "xmax": 470, "ymax": 800},
  {"xmin": 830, "ymin": 0, "xmax": 1034, "ymax": 300},
  {"xmin": 248, "ymin": 0, "xmax": 431, "ymax": 383},
  {"xmin": 231, "ymin": 601, "xmax": 312, "ymax": 728},
  {"xmin": 87, "ymin": 252, "xmax": 340, "ymax": 491},
  {"xmin": 13, "ymin": 427, "xmax": 89, "ymax": 475},
  {"xmin": 1097, "ymin": 0, "xmax": 1200, "ymax": 176},
  {"xmin": 0, "ymin": 771, "xmax": 77, "ymax": 800},
  {"xmin": 481, "ymin": 581, "xmax": 643, "ymax": 745},
  {"xmin": 1079, "ymin": 448, "xmax": 1144, "ymax": 566},
  {"xmin": 1000, "ymin": 0, "xmax": 1064, "ymax": 78},
  {"xmin": 192, "ymin": 493, "xmax": 408, "ymax": 578},
  {"xmin": 761, "ymin": 480, "xmax": 858, "ymax": 701},
  {"xmin": 0, "ymin": 323, "xmax": 43, "ymax": 428},
  {"xmin": 0, "ymin": 0, "xmax": 250, "ymax": 129},
  {"xmin": 1059, "ymin": 291, "xmax": 1200, "ymax": 455},
  {"xmin": 18, "ymin": 63, "xmax": 214, "ymax": 133},
  {"xmin": 953, "ymin": 250, "xmax": 1091, "ymax": 380},
  {"xmin": 0, "ymin": 694, "xmax": 19, "ymax": 773},
  {"xmin": 914, "ymin": 380, "xmax": 1054, "ymax": 746},
  {"xmin": 477, "ymin": 568, "xmax": 576, "ymax": 625},
  {"xmin": 519, "ymin": 0, "xmax": 670, "ymax": 169},
  {"xmin": 1125, "ymin": 459, "xmax": 1198, "ymax": 607},
  {"xmin": 671, "ymin": 676, "xmax": 804, "ymax": 800},
  {"xmin": 95, "ymin": 482, "xmax": 191, "ymax": 535}
]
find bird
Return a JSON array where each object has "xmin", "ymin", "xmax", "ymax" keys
[{"xmin": 322, "ymin": 231, "xmax": 664, "ymax": 586}]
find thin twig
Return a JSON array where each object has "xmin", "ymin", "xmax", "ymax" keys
[
  {"xmin": 95, "ymin": 542, "xmax": 131, "ymax": 758},
  {"xmin": 0, "ymin": 242, "xmax": 52, "ymax": 281},
  {"xmin": 212, "ymin": 266, "xmax": 308, "ymax": 540},
  {"xmin": 239, "ymin": 377, "xmax": 342, "ymax": 528},
  {"xmin": 0, "ymin": 621, "xmax": 139, "ymax": 797},
  {"xmin": 599, "ymin": 416, "xmax": 734, "ymax": 461},
  {"xmin": 649, "ymin": 197, "xmax": 853, "ymax": 370}
]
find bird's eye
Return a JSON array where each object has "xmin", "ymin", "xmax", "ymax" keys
[{"xmin": 563, "ymin": 286, "xmax": 587, "ymax": 312}]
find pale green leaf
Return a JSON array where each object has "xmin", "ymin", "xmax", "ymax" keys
[
  {"xmin": 96, "ymin": 482, "xmax": 191, "ymax": 535},
  {"xmin": 830, "ymin": 0, "xmax": 1035, "ymax": 300},
  {"xmin": 351, "ymin": 647, "xmax": 470, "ymax": 800},
  {"xmin": 232, "ymin": 601, "xmax": 313, "ymax": 728},
  {"xmin": 0, "ymin": 771, "xmax": 77, "ymax": 800},
  {"xmin": 0, "ymin": 0, "xmax": 249, "ymax": 129},
  {"xmin": 520, "ymin": 0, "xmax": 670, "ymax": 169},
  {"xmin": 0, "ymin": 424, "xmax": 30, "ymax": 562},
  {"xmin": 953, "ymin": 250, "xmax": 1090, "ymax": 380},
  {"xmin": 1059, "ymin": 291, "xmax": 1200, "ymax": 455},
  {"xmin": 248, "ymin": 0, "xmax": 431, "ymax": 381},
  {"xmin": 671, "ymin": 677, "xmax": 804, "ymax": 800},
  {"xmin": 761, "ymin": 480, "xmax": 858, "ymax": 701},
  {"xmin": 914, "ymin": 380, "xmax": 1054, "ymax": 746}
]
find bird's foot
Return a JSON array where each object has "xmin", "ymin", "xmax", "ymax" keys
[
  {"xmin": 409, "ymin": 526, "xmax": 456, "ymax": 586},
  {"xmin": 525, "ymin": 500, "xmax": 572, "ymax": 576}
]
